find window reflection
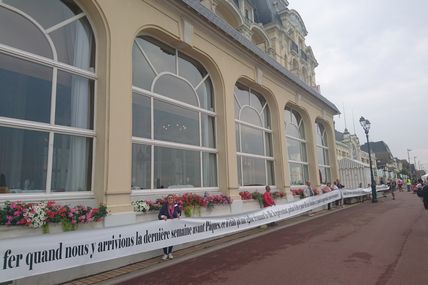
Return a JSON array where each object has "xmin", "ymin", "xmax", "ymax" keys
[
  {"xmin": 154, "ymin": 147, "xmax": 200, "ymax": 188},
  {"xmin": 132, "ymin": 144, "xmax": 151, "ymax": 189},
  {"xmin": 154, "ymin": 100, "xmax": 199, "ymax": 146},
  {"xmin": 0, "ymin": 53, "xmax": 52, "ymax": 123},
  {"xmin": 56, "ymin": 71, "xmax": 94, "ymax": 129},
  {"xmin": 0, "ymin": 126, "xmax": 48, "ymax": 193},
  {"xmin": 51, "ymin": 134, "xmax": 92, "ymax": 192}
]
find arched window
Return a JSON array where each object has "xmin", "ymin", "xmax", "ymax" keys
[
  {"xmin": 234, "ymin": 84, "xmax": 274, "ymax": 186},
  {"xmin": 132, "ymin": 36, "xmax": 217, "ymax": 190},
  {"xmin": 285, "ymin": 107, "xmax": 308, "ymax": 185},
  {"xmin": 0, "ymin": 1, "xmax": 96, "ymax": 194},
  {"xmin": 316, "ymin": 122, "xmax": 331, "ymax": 184}
]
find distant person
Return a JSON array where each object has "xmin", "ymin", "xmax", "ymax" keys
[
  {"xmin": 406, "ymin": 178, "xmax": 412, "ymax": 192},
  {"xmin": 303, "ymin": 181, "xmax": 315, "ymax": 216},
  {"xmin": 158, "ymin": 194, "xmax": 181, "ymax": 260},
  {"xmin": 263, "ymin": 185, "xmax": 275, "ymax": 208},
  {"xmin": 397, "ymin": 179, "xmax": 403, "ymax": 192},
  {"xmin": 388, "ymin": 179, "xmax": 396, "ymax": 200},
  {"xmin": 335, "ymin": 179, "xmax": 344, "ymax": 189},
  {"xmin": 422, "ymin": 182, "xmax": 428, "ymax": 210},
  {"xmin": 322, "ymin": 183, "xmax": 332, "ymax": 210}
]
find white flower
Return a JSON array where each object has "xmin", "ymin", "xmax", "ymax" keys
[{"xmin": 132, "ymin": 201, "xmax": 150, "ymax": 212}]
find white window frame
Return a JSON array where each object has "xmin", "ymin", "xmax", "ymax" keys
[
  {"xmin": 0, "ymin": 2, "xmax": 97, "ymax": 200},
  {"xmin": 131, "ymin": 37, "xmax": 219, "ymax": 194}
]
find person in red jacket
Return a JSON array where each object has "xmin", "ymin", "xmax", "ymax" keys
[{"xmin": 263, "ymin": 185, "xmax": 275, "ymax": 207}]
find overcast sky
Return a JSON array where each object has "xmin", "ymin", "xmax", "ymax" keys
[{"xmin": 289, "ymin": 0, "xmax": 428, "ymax": 171}]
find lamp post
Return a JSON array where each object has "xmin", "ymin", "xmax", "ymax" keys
[{"xmin": 360, "ymin": 116, "xmax": 377, "ymax": 202}]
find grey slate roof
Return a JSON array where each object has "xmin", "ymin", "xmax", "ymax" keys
[{"xmin": 179, "ymin": 0, "xmax": 340, "ymax": 114}]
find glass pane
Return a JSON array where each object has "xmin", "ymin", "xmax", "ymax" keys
[
  {"xmin": 235, "ymin": 123, "xmax": 240, "ymax": 152},
  {"xmin": 178, "ymin": 52, "xmax": 207, "ymax": 87},
  {"xmin": 319, "ymin": 167, "xmax": 331, "ymax": 184},
  {"xmin": 234, "ymin": 97, "xmax": 240, "ymax": 119},
  {"xmin": 153, "ymin": 74, "xmax": 198, "ymax": 106},
  {"xmin": 138, "ymin": 37, "xmax": 176, "ymax": 74},
  {"xmin": 241, "ymin": 125, "xmax": 264, "ymax": 155},
  {"xmin": 317, "ymin": 147, "xmax": 325, "ymax": 165},
  {"xmin": 315, "ymin": 123, "xmax": 323, "ymax": 145},
  {"xmin": 289, "ymin": 162, "xmax": 308, "ymax": 185},
  {"xmin": 0, "ymin": 126, "xmax": 48, "ymax": 193},
  {"xmin": 51, "ymin": 134, "xmax": 92, "ymax": 192},
  {"xmin": 49, "ymin": 17, "xmax": 95, "ymax": 70},
  {"xmin": 203, "ymin": 152, "xmax": 217, "ymax": 187},
  {"xmin": 154, "ymin": 100, "xmax": 199, "ymax": 145},
  {"xmin": 240, "ymin": 107, "xmax": 261, "ymax": 126},
  {"xmin": 154, "ymin": 147, "xmax": 200, "ymax": 188},
  {"xmin": 323, "ymin": 149, "xmax": 330, "ymax": 165},
  {"xmin": 237, "ymin": 156, "xmax": 242, "ymax": 186},
  {"xmin": 263, "ymin": 106, "xmax": 271, "ymax": 129},
  {"xmin": 267, "ymin": 160, "xmax": 275, "ymax": 185},
  {"xmin": 265, "ymin": 132, "xmax": 272, "ymax": 156},
  {"xmin": 4, "ymin": 0, "xmax": 82, "ymax": 29},
  {"xmin": 132, "ymin": 144, "xmax": 151, "ymax": 190},
  {"xmin": 132, "ymin": 41, "xmax": 156, "ymax": 90},
  {"xmin": 197, "ymin": 77, "xmax": 214, "ymax": 111},
  {"xmin": 250, "ymin": 91, "xmax": 265, "ymax": 112},
  {"xmin": 242, "ymin": 156, "xmax": 266, "ymax": 186},
  {"xmin": 201, "ymin": 114, "xmax": 215, "ymax": 148},
  {"xmin": 132, "ymin": 93, "xmax": 151, "ymax": 138},
  {"xmin": 56, "ymin": 71, "xmax": 94, "ymax": 129},
  {"xmin": 0, "ymin": 7, "xmax": 52, "ymax": 58},
  {"xmin": 287, "ymin": 138, "xmax": 307, "ymax": 162},
  {"xmin": 0, "ymin": 53, "xmax": 51, "ymax": 123},
  {"xmin": 234, "ymin": 84, "xmax": 249, "ymax": 107}
]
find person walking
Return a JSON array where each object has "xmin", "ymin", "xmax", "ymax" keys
[
  {"xmin": 406, "ymin": 178, "xmax": 412, "ymax": 192},
  {"xmin": 388, "ymin": 179, "xmax": 396, "ymax": 200},
  {"xmin": 158, "ymin": 194, "xmax": 181, "ymax": 260}
]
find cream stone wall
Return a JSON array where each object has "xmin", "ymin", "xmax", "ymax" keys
[{"xmin": 81, "ymin": 0, "xmax": 338, "ymax": 214}]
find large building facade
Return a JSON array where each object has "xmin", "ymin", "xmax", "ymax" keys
[
  {"xmin": 0, "ymin": 0, "xmax": 339, "ymax": 220},
  {"xmin": 0, "ymin": 0, "xmax": 342, "ymax": 282}
]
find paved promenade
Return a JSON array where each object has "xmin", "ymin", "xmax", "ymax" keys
[{"xmin": 113, "ymin": 192, "xmax": 428, "ymax": 285}]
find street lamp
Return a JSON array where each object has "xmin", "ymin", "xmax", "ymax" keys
[{"xmin": 360, "ymin": 116, "xmax": 377, "ymax": 202}]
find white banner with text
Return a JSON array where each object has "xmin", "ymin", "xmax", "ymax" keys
[{"xmin": 0, "ymin": 191, "xmax": 343, "ymax": 282}]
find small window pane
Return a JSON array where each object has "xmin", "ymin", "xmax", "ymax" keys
[
  {"xmin": 242, "ymin": 156, "xmax": 265, "ymax": 186},
  {"xmin": 178, "ymin": 52, "xmax": 207, "ymax": 87},
  {"xmin": 265, "ymin": 132, "xmax": 272, "ymax": 156},
  {"xmin": 51, "ymin": 134, "xmax": 92, "ymax": 192},
  {"xmin": 4, "ymin": 0, "xmax": 82, "ymax": 29},
  {"xmin": 319, "ymin": 167, "xmax": 331, "ymax": 184},
  {"xmin": 154, "ymin": 100, "xmax": 199, "ymax": 145},
  {"xmin": 56, "ymin": 71, "xmax": 94, "ymax": 129},
  {"xmin": 153, "ymin": 74, "xmax": 198, "ymax": 106},
  {"xmin": 267, "ymin": 160, "xmax": 275, "ymax": 185},
  {"xmin": 323, "ymin": 149, "xmax": 330, "ymax": 165},
  {"xmin": 234, "ymin": 84, "xmax": 249, "ymax": 107},
  {"xmin": 49, "ymin": 17, "xmax": 95, "ymax": 70},
  {"xmin": 0, "ymin": 53, "xmax": 52, "ymax": 123},
  {"xmin": 203, "ymin": 152, "xmax": 217, "ymax": 187},
  {"xmin": 201, "ymin": 115, "xmax": 215, "ymax": 148},
  {"xmin": 263, "ymin": 106, "xmax": 271, "ymax": 129},
  {"xmin": 237, "ymin": 156, "xmax": 242, "ymax": 186},
  {"xmin": 287, "ymin": 138, "xmax": 307, "ymax": 162},
  {"xmin": 234, "ymin": 97, "xmax": 240, "ymax": 119},
  {"xmin": 197, "ymin": 77, "xmax": 214, "ymax": 111},
  {"xmin": 132, "ymin": 144, "xmax": 151, "ymax": 190},
  {"xmin": 154, "ymin": 147, "xmax": 200, "ymax": 188},
  {"xmin": 138, "ymin": 37, "xmax": 176, "ymax": 74},
  {"xmin": 132, "ymin": 42, "xmax": 156, "ymax": 90},
  {"xmin": 289, "ymin": 162, "xmax": 308, "ymax": 185},
  {"xmin": 250, "ymin": 91, "xmax": 265, "ymax": 113},
  {"xmin": 0, "ymin": 7, "xmax": 52, "ymax": 58},
  {"xmin": 241, "ymin": 125, "xmax": 264, "ymax": 155},
  {"xmin": 317, "ymin": 147, "xmax": 324, "ymax": 165},
  {"xmin": 0, "ymin": 126, "xmax": 48, "ymax": 193},
  {"xmin": 132, "ymin": 93, "xmax": 151, "ymax": 138},
  {"xmin": 235, "ymin": 123, "xmax": 240, "ymax": 152},
  {"xmin": 240, "ymin": 107, "xmax": 261, "ymax": 126}
]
